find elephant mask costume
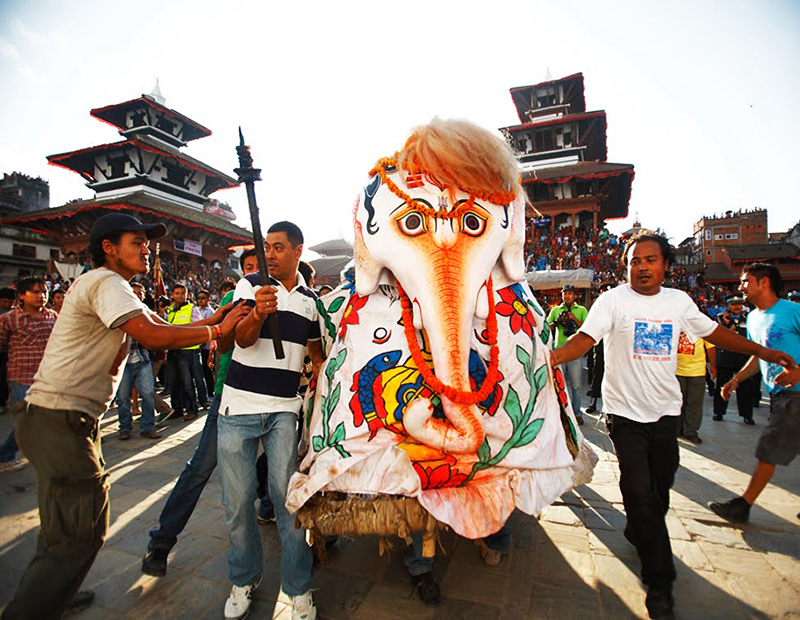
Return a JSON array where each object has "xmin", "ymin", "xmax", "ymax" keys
[{"xmin": 287, "ymin": 119, "xmax": 597, "ymax": 539}]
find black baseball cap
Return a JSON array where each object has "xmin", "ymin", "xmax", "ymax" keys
[
  {"xmin": 89, "ymin": 212, "xmax": 167, "ymax": 244},
  {"xmin": 562, "ymin": 285, "xmax": 576, "ymax": 292}
]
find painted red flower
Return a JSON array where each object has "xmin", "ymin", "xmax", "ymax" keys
[
  {"xmin": 495, "ymin": 285, "xmax": 536, "ymax": 339},
  {"xmin": 337, "ymin": 294, "xmax": 368, "ymax": 340},
  {"xmin": 413, "ymin": 463, "xmax": 469, "ymax": 489},
  {"xmin": 553, "ymin": 366, "xmax": 569, "ymax": 409}
]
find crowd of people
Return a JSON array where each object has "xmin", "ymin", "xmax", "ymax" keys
[
  {"xmin": 1, "ymin": 207, "xmax": 799, "ymax": 620},
  {"xmin": 523, "ymin": 224, "xmax": 745, "ymax": 318}
]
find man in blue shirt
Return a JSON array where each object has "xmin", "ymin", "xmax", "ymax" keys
[{"xmin": 710, "ymin": 263, "xmax": 800, "ymax": 523}]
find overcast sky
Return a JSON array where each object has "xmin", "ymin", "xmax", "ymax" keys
[{"xmin": 1, "ymin": 0, "xmax": 799, "ymax": 251}]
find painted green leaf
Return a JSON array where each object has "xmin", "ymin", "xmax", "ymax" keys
[
  {"xmin": 327, "ymin": 296, "xmax": 346, "ymax": 313},
  {"xmin": 504, "ymin": 386, "xmax": 523, "ymax": 428},
  {"xmin": 533, "ymin": 366, "xmax": 548, "ymax": 393},
  {"xmin": 329, "ymin": 383, "xmax": 341, "ymax": 412},
  {"xmin": 331, "ymin": 421, "xmax": 346, "ymax": 444},
  {"xmin": 326, "ymin": 349, "xmax": 347, "ymax": 380},
  {"xmin": 517, "ymin": 418, "xmax": 544, "ymax": 446},
  {"xmin": 540, "ymin": 326, "xmax": 549, "ymax": 345},
  {"xmin": 516, "ymin": 345, "xmax": 531, "ymax": 372},
  {"xmin": 477, "ymin": 437, "xmax": 491, "ymax": 463},
  {"xmin": 312, "ymin": 435, "xmax": 324, "ymax": 452},
  {"xmin": 527, "ymin": 299, "xmax": 544, "ymax": 316}
]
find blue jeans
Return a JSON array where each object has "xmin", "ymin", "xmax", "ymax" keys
[
  {"xmin": 0, "ymin": 382, "xmax": 28, "ymax": 462},
  {"xmin": 562, "ymin": 357, "xmax": 584, "ymax": 417},
  {"xmin": 218, "ymin": 411, "xmax": 312, "ymax": 595},
  {"xmin": 148, "ymin": 393, "xmax": 221, "ymax": 552},
  {"xmin": 405, "ymin": 521, "xmax": 512, "ymax": 576},
  {"xmin": 166, "ymin": 350, "xmax": 198, "ymax": 416},
  {"xmin": 116, "ymin": 361, "xmax": 156, "ymax": 433}
]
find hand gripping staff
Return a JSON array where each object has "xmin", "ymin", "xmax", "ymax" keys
[{"xmin": 235, "ymin": 128, "xmax": 285, "ymax": 359}]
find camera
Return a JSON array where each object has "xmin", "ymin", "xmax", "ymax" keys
[
  {"xmin": 558, "ymin": 304, "xmax": 578, "ymax": 337},
  {"xmin": 157, "ymin": 296, "xmax": 170, "ymax": 307}
]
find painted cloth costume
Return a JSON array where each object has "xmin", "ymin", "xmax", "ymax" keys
[{"xmin": 287, "ymin": 122, "xmax": 597, "ymax": 539}]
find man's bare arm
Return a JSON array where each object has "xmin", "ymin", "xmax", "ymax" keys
[
  {"xmin": 122, "ymin": 304, "xmax": 249, "ymax": 351},
  {"xmin": 705, "ymin": 325, "xmax": 795, "ymax": 368},
  {"xmin": 720, "ymin": 356, "xmax": 760, "ymax": 402},
  {"xmin": 552, "ymin": 332, "xmax": 596, "ymax": 366}
]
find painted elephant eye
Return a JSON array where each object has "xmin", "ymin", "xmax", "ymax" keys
[
  {"xmin": 396, "ymin": 211, "xmax": 427, "ymax": 237},
  {"xmin": 461, "ymin": 211, "xmax": 487, "ymax": 237}
]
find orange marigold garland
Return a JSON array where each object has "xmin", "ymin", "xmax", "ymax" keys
[{"xmin": 397, "ymin": 276, "xmax": 501, "ymax": 406}]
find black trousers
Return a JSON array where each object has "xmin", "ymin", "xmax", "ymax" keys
[
  {"xmin": 589, "ymin": 341, "xmax": 604, "ymax": 398},
  {"xmin": 607, "ymin": 414, "xmax": 678, "ymax": 588},
  {"xmin": 714, "ymin": 367, "xmax": 759, "ymax": 420}
]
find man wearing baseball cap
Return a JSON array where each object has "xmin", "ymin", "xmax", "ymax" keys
[
  {"xmin": 714, "ymin": 295, "xmax": 758, "ymax": 424},
  {"xmin": 2, "ymin": 212, "xmax": 250, "ymax": 620},
  {"xmin": 546, "ymin": 284, "xmax": 589, "ymax": 425}
]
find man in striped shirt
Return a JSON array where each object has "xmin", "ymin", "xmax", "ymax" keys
[{"xmin": 218, "ymin": 221, "xmax": 323, "ymax": 620}]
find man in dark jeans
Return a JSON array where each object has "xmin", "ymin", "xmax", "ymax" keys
[
  {"xmin": 713, "ymin": 296, "xmax": 758, "ymax": 424},
  {"xmin": 552, "ymin": 231, "xmax": 791, "ymax": 619},
  {"xmin": 142, "ymin": 249, "xmax": 259, "ymax": 575}
]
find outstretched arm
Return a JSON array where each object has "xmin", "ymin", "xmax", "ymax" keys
[
  {"xmin": 705, "ymin": 325, "xmax": 795, "ymax": 368},
  {"xmin": 552, "ymin": 332, "xmax": 596, "ymax": 366},
  {"xmin": 720, "ymin": 356, "xmax": 760, "ymax": 401},
  {"xmin": 121, "ymin": 304, "xmax": 250, "ymax": 351}
]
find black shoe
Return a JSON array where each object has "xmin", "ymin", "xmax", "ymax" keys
[
  {"xmin": 684, "ymin": 434, "xmax": 702, "ymax": 444},
  {"xmin": 645, "ymin": 586, "xmax": 674, "ymax": 619},
  {"xmin": 585, "ymin": 399, "xmax": 598, "ymax": 414},
  {"xmin": 63, "ymin": 590, "xmax": 95, "ymax": 616},
  {"xmin": 744, "ymin": 417, "xmax": 755, "ymax": 425},
  {"xmin": 708, "ymin": 497, "xmax": 751, "ymax": 523},
  {"xmin": 712, "ymin": 414, "xmax": 723, "ymax": 421},
  {"xmin": 576, "ymin": 415, "xmax": 585, "ymax": 426},
  {"xmin": 118, "ymin": 429, "xmax": 131, "ymax": 440},
  {"xmin": 411, "ymin": 571, "xmax": 441, "ymax": 605},
  {"xmin": 142, "ymin": 548, "xmax": 169, "ymax": 576}
]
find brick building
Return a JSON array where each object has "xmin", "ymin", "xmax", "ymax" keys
[{"xmin": 693, "ymin": 208, "xmax": 767, "ymax": 266}]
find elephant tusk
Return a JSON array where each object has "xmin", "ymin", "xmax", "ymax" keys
[
  {"xmin": 412, "ymin": 298, "xmax": 424, "ymax": 331},
  {"xmin": 474, "ymin": 280, "xmax": 489, "ymax": 320}
]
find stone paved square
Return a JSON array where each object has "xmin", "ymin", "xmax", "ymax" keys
[{"xmin": 1, "ymin": 391, "xmax": 798, "ymax": 618}]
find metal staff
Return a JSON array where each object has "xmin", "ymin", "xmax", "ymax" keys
[{"xmin": 235, "ymin": 128, "xmax": 285, "ymax": 359}]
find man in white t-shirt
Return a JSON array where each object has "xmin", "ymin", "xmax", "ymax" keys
[
  {"xmin": 2, "ymin": 213, "xmax": 249, "ymax": 620},
  {"xmin": 552, "ymin": 231, "xmax": 791, "ymax": 620}
]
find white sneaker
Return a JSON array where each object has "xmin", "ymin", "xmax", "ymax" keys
[
  {"xmin": 291, "ymin": 591, "xmax": 316, "ymax": 620},
  {"xmin": 224, "ymin": 577, "xmax": 261, "ymax": 620}
]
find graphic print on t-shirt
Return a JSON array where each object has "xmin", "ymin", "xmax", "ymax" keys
[
  {"xmin": 633, "ymin": 320, "xmax": 673, "ymax": 361},
  {"xmin": 677, "ymin": 332, "xmax": 695, "ymax": 355}
]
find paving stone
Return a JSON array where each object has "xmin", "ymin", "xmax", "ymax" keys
[
  {"xmin": 350, "ymin": 581, "xmax": 438, "ymax": 620},
  {"xmin": 698, "ymin": 541, "xmax": 775, "ymax": 576},
  {"xmin": 539, "ymin": 504, "xmax": 583, "ymax": 527},
  {"xmin": 682, "ymin": 517, "xmax": 750, "ymax": 549},
  {"xmin": 671, "ymin": 539, "xmax": 712, "ymax": 571},
  {"xmin": 665, "ymin": 513, "xmax": 691, "ymax": 540},
  {"xmin": 439, "ymin": 538, "xmax": 510, "ymax": 606},
  {"xmin": 583, "ymin": 506, "xmax": 626, "ymax": 532}
]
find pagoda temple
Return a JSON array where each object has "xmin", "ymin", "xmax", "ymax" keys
[
  {"xmin": 500, "ymin": 72, "xmax": 634, "ymax": 235},
  {"xmin": 2, "ymin": 85, "xmax": 252, "ymax": 275}
]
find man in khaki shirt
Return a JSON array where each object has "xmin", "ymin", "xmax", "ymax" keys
[{"xmin": 2, "ymin": 213, "xmax": 248, "ymax": 620}]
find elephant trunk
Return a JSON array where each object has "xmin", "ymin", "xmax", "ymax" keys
[{"xmin": 401, "ymin": 253, "xmax": 487, "ymax": 454}]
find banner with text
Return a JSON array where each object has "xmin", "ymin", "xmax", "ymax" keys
[{"xmin": 173, "ymin": 237, "xmax": 203, "ymax": 257}]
